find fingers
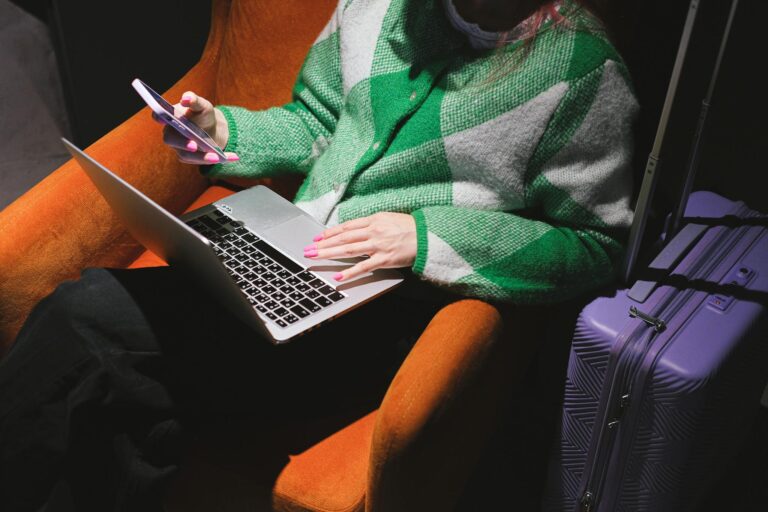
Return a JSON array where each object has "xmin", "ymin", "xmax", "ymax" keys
[
  {"xmin": 304, "ymin": 240, "xmax": 372, "ymax": 260},
  {"xmin": 333, "ymin": 257, "xmax": 381, "ymax": 282},
  {"xmin": 315, "ymin": 217, "xmax": 372, "ymax": 242}
]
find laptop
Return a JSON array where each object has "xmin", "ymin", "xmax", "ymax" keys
[{"xmin": 62, "ymin": 139, "xmax": 403, "ymax": 343}]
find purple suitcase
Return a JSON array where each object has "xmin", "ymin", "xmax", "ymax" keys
[
  {"xmin": 542, "ymin": 191, "xmax": 768, "ymax": 511},
  {"xmin": 543, "ymin": 1, "xmax": 768, "ymax": 510}
]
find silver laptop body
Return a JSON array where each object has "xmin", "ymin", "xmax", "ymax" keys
[{"xmin": 62, "ymin": 139, "xmax": 403, "ymax": 343}]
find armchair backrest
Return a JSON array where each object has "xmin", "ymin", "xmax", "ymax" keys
[{"xmin": 212, "ymin": 0, "xmax": 336, "ymax": 109}]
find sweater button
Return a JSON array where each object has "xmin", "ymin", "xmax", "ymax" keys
[
  {"xmin": 409, "ymin": 91, "xmax": 417, "ymax": 101},
  {"xmin": 372, "ymin": 141, "xmax": 380, "ymax": 150}
]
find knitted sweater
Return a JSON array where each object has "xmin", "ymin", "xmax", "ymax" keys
[{"xmin": 208, "ymin": 0, "xmax": 639, "ymax": 304}]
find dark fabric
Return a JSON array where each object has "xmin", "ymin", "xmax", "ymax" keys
[{"xmin": 0, "ymin": 266, "xmax": 443, "ymax": 512}]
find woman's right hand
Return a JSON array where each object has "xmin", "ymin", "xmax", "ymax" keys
[{"xmin": 157, "ymin": 91, "xmax": 239, "ymax": 165}]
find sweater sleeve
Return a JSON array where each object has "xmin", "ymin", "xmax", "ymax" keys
[
  {"xmin": 410, "ymin": 60, "xmax": 639, "ymax": 304},
  {"xmin": 205, "ymin": 5, "xmax": 344, "ymax": 179}
]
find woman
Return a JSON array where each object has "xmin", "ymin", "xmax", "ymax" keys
[{"xmin": 0, "ymin": 0, "xmax": 638, "ymax": 510}]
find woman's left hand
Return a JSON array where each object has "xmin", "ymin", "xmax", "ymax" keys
[{"xmin": 303, "ymin": 212, "xmax": 417, "ymax": 282}]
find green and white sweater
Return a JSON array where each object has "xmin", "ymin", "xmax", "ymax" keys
[{"xmin": 208, "ymin": 0, "xmax": 639, "ymax": 304}]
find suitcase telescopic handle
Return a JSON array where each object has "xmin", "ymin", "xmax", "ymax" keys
[{"xmin": 621, "ymin": 0, "xmax": 741, "ymax": 286}]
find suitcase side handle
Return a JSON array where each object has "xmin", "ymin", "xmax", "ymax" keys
[{"xmin": 627, "ymin": 222, "xmax": 708, "ymax": 302}]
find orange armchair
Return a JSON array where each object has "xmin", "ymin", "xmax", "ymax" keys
[{"xmin": 0, "ymin": 1, "xmax": 533, "ymax": 510}]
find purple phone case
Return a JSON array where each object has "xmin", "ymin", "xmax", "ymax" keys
[{"xmin": 543, "ymin": 191, "xmax": 768, "ymax": 512}]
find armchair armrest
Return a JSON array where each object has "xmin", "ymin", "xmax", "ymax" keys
[
  {"xmin": 0, "ymin": 65, "xmax": 216, "ymax": 353},
  {"xmin": 366, "ymin": 299, "xmax": 534, "ymax": 511}
]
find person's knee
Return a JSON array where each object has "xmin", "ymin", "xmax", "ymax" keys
[{"xmin": 43, "ymin": 268, "xmax": 119, "ymax": 326}]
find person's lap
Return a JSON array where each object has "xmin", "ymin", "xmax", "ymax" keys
[{"xmin": 0, "ymin": 265, "xmax": 443, "ymax": 511}]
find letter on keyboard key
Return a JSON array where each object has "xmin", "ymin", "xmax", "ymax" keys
[{"xmin": 290, "ymin": 305, "xmax": 310, "ymax": 318}]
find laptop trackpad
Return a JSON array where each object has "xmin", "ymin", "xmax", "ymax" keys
[
  {"xmin": 214, "ymin": 186, "xmax": 301, "ymax": 231},
  {"xmin": 264, "ymin": 215, "xmax": 325, "ymax": 259}
]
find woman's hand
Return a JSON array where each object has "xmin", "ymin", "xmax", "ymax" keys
[
  {"xmin": 303, "ymin": 212, "xmax": 418, "ymax": 282},
  {"xmin": 157, "ymin": 91, "xmax": 239, "ymax": 165}
]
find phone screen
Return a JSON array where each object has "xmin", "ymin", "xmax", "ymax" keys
[{"xmin": 136, "ymin": 80, "xmax": 225, "ymax": 158}]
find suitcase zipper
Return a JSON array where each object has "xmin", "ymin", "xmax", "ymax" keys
[{"xmin": 580, "ymin": 210, "xmax": 755, "ymax": 511}]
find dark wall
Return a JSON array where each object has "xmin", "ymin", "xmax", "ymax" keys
[
  {"xmin": 619, "ymin": 0, "xmax": 767, "ymax": 216},
  {"xmin": 13, "ymin": 0, "xmax": 212, "ymax": 147}
]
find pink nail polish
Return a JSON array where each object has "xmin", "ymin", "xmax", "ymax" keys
[
  {"xmin": 226, "ymin": 154, "xmax": 240, "ymax": 162},
  {"xmin": 204, "ymin": 153, "xmax": 220, "ymax": 163},
  {"xmin": 303, "ymin": 244, "xmax": 317, "ymax": 252},
  {"xmin": 333, "ymin": 273, "xmax": 344, "ymax": 282},
  {"xmin": 181, "ymin": 94, "xmax": 192, "ymax": 103},
  {"xmin": 313, "ymin": 235, "xmax": 324, "ymax": 242},
  {"xmin": 186, "ymin": 141, "xmax": 198, "ymax": 151},
  {"xmin": 304, "ymin": 250, "xmax": 318, "ymax": 258}
]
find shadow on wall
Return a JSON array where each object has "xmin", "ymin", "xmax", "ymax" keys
[{"xmin": 0, "ymin": 0, "xmax": 72, "ymax": 210}]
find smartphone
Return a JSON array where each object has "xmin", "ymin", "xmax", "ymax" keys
[{"xmin": 132, "ymin": 78, "xmax": 227, "ymax": 159}]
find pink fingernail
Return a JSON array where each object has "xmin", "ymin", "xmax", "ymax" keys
[
  {"xmin": 303, "ymin": 244, "xmax": 317, "ymax": 252},
  {"xmin": 226, "ymin": 154, "xmax": 240, "ymax": 162},
  {"xmin": 333, "ymin": 273, "xmax": 344, "ymax": 282},
  {"xmin": 204, "ymin": 153, "xmax": 220, "ymax": 163},
  {"xmin": 304, "ymin": 250, "xmax": 318, "ymax": 258},
  {"xmin": 181, "ymin": 94, "xmax": 193, "ymax": 104},
  {"xmin": 186, "ymin": 141, "xmax": 198, "ymax": 152},
  {"xmin": 313, "ymin": 235, "xmax": 324, "ymax": 242}
]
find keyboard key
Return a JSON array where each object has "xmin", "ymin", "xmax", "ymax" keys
[
  {"xmin": 243, "ymin": 233, "xmax": 259, "ymax": 243},
  {"xmin": 273, "ymin": 279, "xmax": 286, "ymax": 288},
  {"xmin": 253, "ymin": 279, "xmax": 267, "ymax": 288},
  {"xmin": 280, "ymin": 298, "xmax": 295, "ymax": 308},
  {"xmin": 308, "ymin": 279, "xmax": 324, "ymax": 289},
  {"xmin": 215, "ymin": 228, "xmax": 228, "ymax": 236},
  {"xmin": 224, "ymin": 233, "xmax": 238, "ymax": 242},
  {"xmin": 276, "ymin": 319, "xmax": 287, "ymax": 327},
  {"xmin": 242, "ymin": 286, "xmax": 255, "ymax": 296},
  {"xmin": 277, "ymin": 270, "xmax": 291, "ymax": 279},
  {"xmin": 267, "ymin": 263, "xmax": 281, "ymax": 273},
  {"xmin": 279, "ymin": 285, "xmax": 293, "ymax": 294},
  {"xmin": 289, "ymin": 291, "xmax": 303, "ymax": 301},
  {"xmin": 290, "ymin": 305, "xmax": 310, "ymax": 318},
  {"xmin": 237, "ymin": 281, "xmax": 251, "ymax": 290},
  {"xmin": 253, "ymin": 240, "xmax": 304, "ymax": 274},
  {"xmin": 200, "ymin": 217, "xmax": 220, "ymax": 230},
  {"xmin": 266, "ymin": 312, "xmax": 277, "ymax": 320},
  {"xmin": 255, "ymin": 305, "xmax": 267, "ymax": 313},
  {"xmin": 296, "ymin": 283, "xmax": 310, "ymax": 293},
  {"xmin": 262, "ymin": 285, "xmax": 276, "ymax": 295},
  {"xmin": 318, "ymin": 285, "xmax": 335, "ymax": 295},
  {"xmin": 284, "ymin": 314, "xmax": 299, "ymax": 324},
  {"xmin": 264, "ymin": 300, "xmax": 278, "ymax": 310},
  {"xmin": 233, "ymin": 240, "xmax": 247, "ymax": 248},
  {"xmin": 253, "ymin": 293, "xmax": 267, "ymax": 303},
  {"xmin": 243, "ymin": 246, "xmax": 256, "ymax": 254},
  {"xmin": 286, "ymin": 276, "xmax": 301, "ymax": 286},
  {"xmin": 243, "ymin": 272, "xmax": 257, "ymax": 281},
  {"xmin": 299, "ymin": 298, "xmax": 321, "ymax": 313},
  {"xmin": 272, "ymin": 292, "xmax": 286, "ymax": 301},
  {"xmin": 247, "ymin": 297, "xmax": 257, "ymax": 305},
  {"xmin": 234, "ymin": 227, "xmax": 249, "ymax": 236},
  {"xmin": 328, "ymin": 291, "xmax": 344, "ymax": 302},
  {"xmin": 297, "ymin": 271, "xmax": 314, "ymax": 282},
  {"xmin": 306, "ymin": 290, "xmax": 320, "ymax": 299},
  {"xmin": 316, "ymin": 296, "xmax": 332, "ymax": 307},
  {"xmin": 274, "ymin": 307, "xmax": 289, "ymax": 317}
]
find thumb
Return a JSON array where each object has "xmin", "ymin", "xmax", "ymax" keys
[{"xmin": 180, "ymin": 91, "xmax": 212, "ymax": 116}]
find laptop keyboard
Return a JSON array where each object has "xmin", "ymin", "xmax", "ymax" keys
[{"xmin": 184, "ymin": 209, "xmax": 345, "ymax": 328}]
